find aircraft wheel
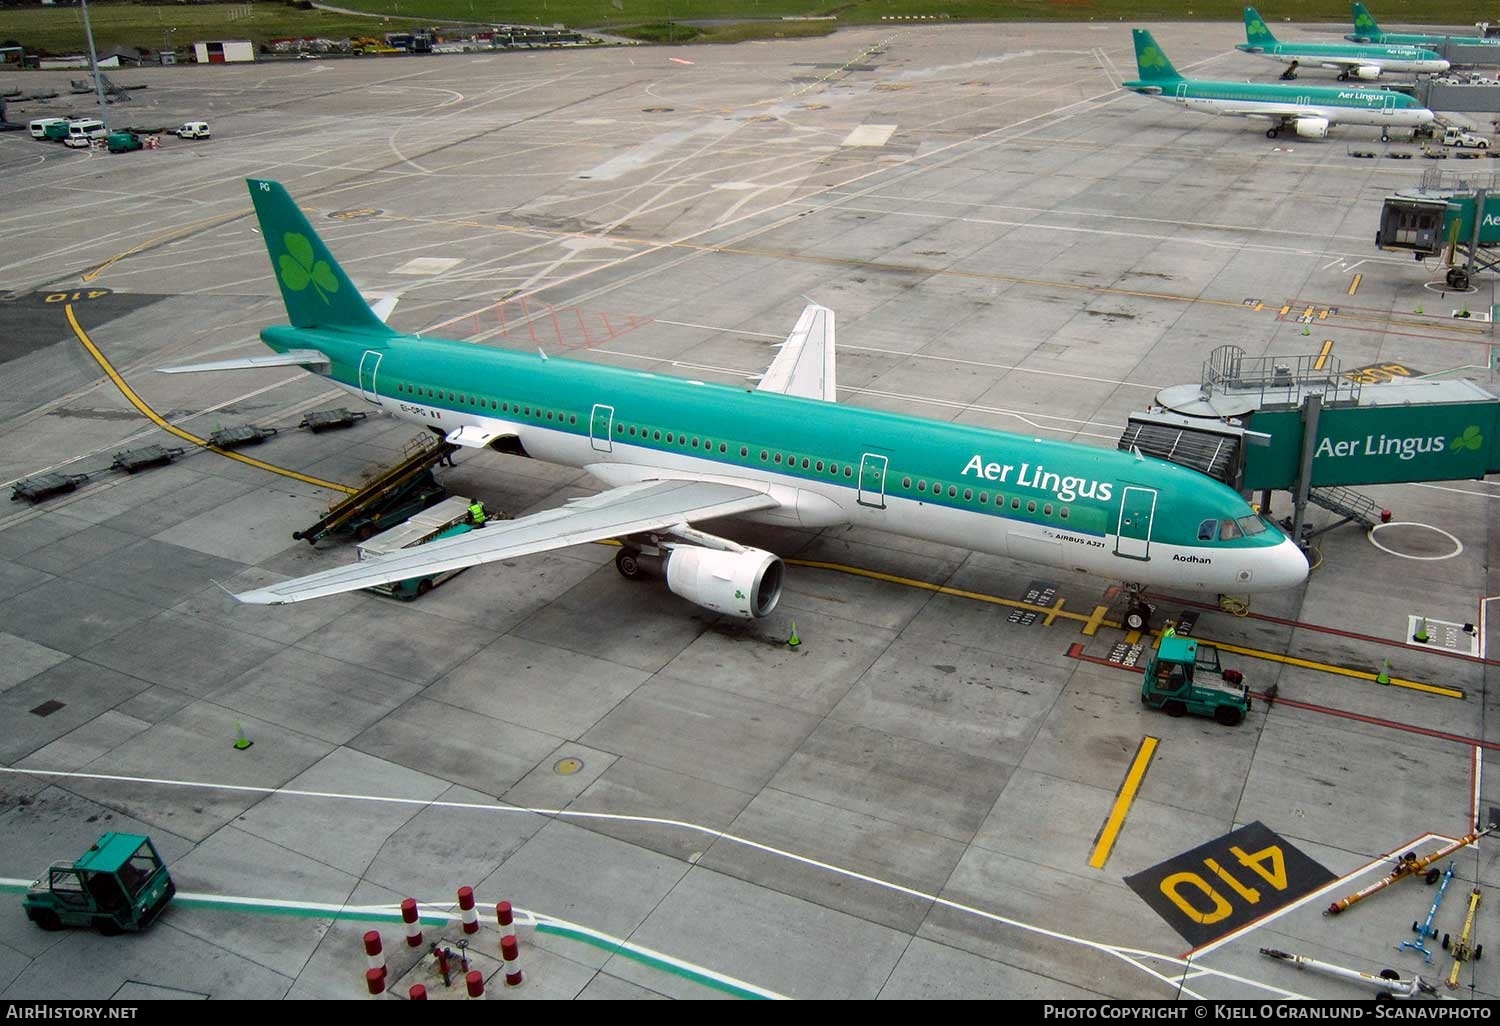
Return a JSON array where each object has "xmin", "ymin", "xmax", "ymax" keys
[
  {"xmin": 1475, "ymin": 943, "xmax": 1483, "ymax": 960},
  {"xmin": 1338, "ymin": 72, "xmax": 1349, "ymax": 81},
  {"xmin": 1448, "ymin": 268, "xmax": 1471, "ymax": 290},
  {"xmin": 1379, "ymin": 969, "xmax": 1401, "ymax": 980},
  {"xmin": 415, "ymin": 578, "xmax": 433, "ymax": 598},
  {"xmin": 1214, "ymin": 705, "xmax": 1244, "ymax": 726},
  {"xmin": 1124, "ymin": 606, "xmax": 1149, "ymax": 632},
  {"xmin": 30, "ymin": 909, "xmax": 62, "ymax": 932},
  {"xmin": 1266, "ymin": 128, "xmax": 1280, "ymax": 139},
  {"xmin": 1381, "ymin": 131, "xmax": 1391, "ymax": 142},
  {"xmin": 1426, "ymin": 868, "xmax": 1442, "ymax": 885},
  {"xmin": 1165, "ymin": 701, "xmax": 1187, "ymax": 718},
  {"xmin": 615, "ymin": 547, "xmax": 647, "ymax": 581},
  {"xmin": 1443, "ymin": 933, "xmax": 1451, "ymax": 950},
  {"xmin": 95, "ymin": 917, "xmax": 122, "ymax": 937}
]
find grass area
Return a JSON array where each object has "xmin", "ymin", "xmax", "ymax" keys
[
  {"xmin": 328, "ymin": 0, "xmax": 1500, "ymax": 30},
  {"xmin": 0, "ymin": 4, "xmax": 426, "ymax": 56},
  {"xmin": 3, "ymin": 1, "xmax": 1499, "ymax": 56}
]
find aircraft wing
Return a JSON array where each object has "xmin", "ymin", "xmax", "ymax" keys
[
  {"xmin": 158, "ymin": 349, "xmax": 331, "ymax": 374},
  {"xmin": 232, "ymin": 479, "xmax": 780, "ymax": 605},
  {"xmin": 1236, "ymin": 105, "xmax": 1324, "ymax": 123},
  {"xmin": 1315, "ymin": 57, "xmax": 1374, "ymax": 70},
  {"xmin": 755, "ymin": 303, "xmax": 836, "ymax": 402}
]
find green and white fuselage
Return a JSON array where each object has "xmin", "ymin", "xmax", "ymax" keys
[
  {"xmin": 259, "ymin": 322, "xmax": 1305, "ymax": 597},
  {"xmin": 1240, "ymin": 6, "xmax": 1448, "ymax": 78},
  {"xmin": 177, "ymin": 179, "xmax": 1307, "ymax": 618},
  {"xmin": 1126, "ymin": 28, "xmax": 1435, "ymax": 138},
  {"xmin": 1347, "ymin": 3, "xmax": 1500, "ymax": 47}
]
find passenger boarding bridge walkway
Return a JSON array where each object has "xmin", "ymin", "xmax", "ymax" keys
[{"xmin": 1124, "ymin": 345, "xmax": 1500, "ymax": 546}]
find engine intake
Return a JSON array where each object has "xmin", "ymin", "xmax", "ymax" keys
[
  {"xmin": 1294, "ymin": 117, "xmax": 1330, "ymax": 139},
  {"xmin": 1353, "ymin": 65, "xmax": 1381, "ymax": 80},
  {"xmin": 664, "ymin": 545, "xmax": 784, "ymax": 619}
]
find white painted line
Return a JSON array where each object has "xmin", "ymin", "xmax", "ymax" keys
[
  {"xmin": 1367, "ymin": 521, "xmax": 1464, "ymax": 560},
  {"xmin": 0, "ymin": 766, "xmax": 1304, "ymax": 1000},
  {"xmin": 393, "ymin": 256, "xmax": 464, "ymax": 275},
  {"xmin": 841, "ymin": 124, "xmax": 898, "ymax": 147}
]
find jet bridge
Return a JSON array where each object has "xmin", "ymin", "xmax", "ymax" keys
[
  {"xmin": 1139, "ymin": 345, "xmax": 1500, "ymax": 545},
  {"xmin": 1377, "ymin": 168, "xmax": 1500, "ymax": 287}
]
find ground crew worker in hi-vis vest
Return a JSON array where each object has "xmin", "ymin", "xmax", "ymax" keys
[{"xmin": 468, "ymin": 500, "xmax": 487, "ymax": 528}]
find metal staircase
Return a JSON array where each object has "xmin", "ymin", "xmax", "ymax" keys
[{"xmin": 1307, "ymin": 485, "xmax": 1386, "ymax": 530}]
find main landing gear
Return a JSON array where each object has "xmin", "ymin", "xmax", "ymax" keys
[
  {"xmin": 1280, "ymin": 62, "xmax": 1299, "ymax": 81},
  {"xmin": 615, "ymin": 546, "xmax": 647, "ymax": 580},
  {"xmin": 1266, "ymin": 126, "xmax": 1280, "ymax": 139}
]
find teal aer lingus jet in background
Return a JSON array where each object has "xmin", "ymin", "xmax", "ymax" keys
[
  {"xmin": 1238, "ymin": 7, "xmax": 1448, "ymax": 80},
  {"xmin": 160, "ymin": 179, "xmax": 1308, "ymax": 630},
  {"xmin": 1126, "ymin": 28, "xmax": 1436, "ymax": 140},
  {"xmin": 1347, "ymin": 3, "xmax": 1500, "ymax": 47}
]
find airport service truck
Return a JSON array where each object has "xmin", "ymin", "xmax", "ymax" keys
[
  {"xmin": 356, "ymin": 495, "xmax": 476, "ymax": 600},
  {"xmin": 23, "ymin": 833, "xmax": 175, "ymax": 933},
  {"xmin": 1140, "ymin": 634, "xmax": 1250, "ymax": 726}
]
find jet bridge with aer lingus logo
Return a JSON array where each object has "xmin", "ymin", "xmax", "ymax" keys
[{"xmin": 1135, "ymin": 345, "xmax": 1500, "ymax": 548}]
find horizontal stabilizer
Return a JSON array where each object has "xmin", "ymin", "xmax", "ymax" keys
[
  {"xmin": 157, "ymin": 349, "xmax": 331, "ymax": 374},
  {"xmin": 367, "ymin": 294, "xmax": 399, "ymax": 324},
  {"xmin": 445, "ymin": 424, "xmax": 516, "ymax": 448},
  {"xmin": 756, "ymin": 303, "xmax": 837, "ymax": 402}
]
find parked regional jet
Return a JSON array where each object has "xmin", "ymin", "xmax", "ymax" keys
[
  {"xmin": 162, "ymin": 179, "xmax": 1308, "ymax": 630},
  {"xmin": 1237, "ymin": 7, "xmax": 1448, "ymax": 80},
  {"xmin": 1347, "ymin": 3, "xmax": 1500, "ymax": 48},
  {"xmin": 1125, "ymin": 28, "xmax": 1436, "ymax": 140}
]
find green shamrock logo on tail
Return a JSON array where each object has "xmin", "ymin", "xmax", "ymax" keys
[
  {"xmin": 278, "ymin": 232, "xmax": 338, "ymax": 304},
  {"xmin": 1139, "ymin": 46, "xmax": 1168, "ymax": 71},
  {"xmin": 1355, "ymin": 11, "xmax": 1376, "ymax": 32},
  {"xmin": 1452, "ymin": 425, "xmax": 1484, "ymax": 452}
]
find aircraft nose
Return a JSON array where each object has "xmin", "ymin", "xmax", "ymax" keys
[{"xmin": 1262, "ymin": 537, "xmax": 1309, "ymax": 590}]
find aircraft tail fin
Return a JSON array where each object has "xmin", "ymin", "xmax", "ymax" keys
[
  {"xmin": 246, "ymin": 178, "xmax": 394, "ymax": 335},
  {"xmin": 1131, "ymin": 29, "xmax": 1184, "ymax": 83},
  {"xmin": 1243, "ymin": 8, "xmax": 1278, "ymax": 47},
  {"xmin": 1351, "ymin": 2, "xmax": 1382, "ymax": 39}
]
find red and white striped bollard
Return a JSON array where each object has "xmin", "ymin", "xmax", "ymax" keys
[
  {"xmin": 457, "ymin": 886, "xmax": 479, "ymax": 935},
  {"xmin": 363, "ymin": 929, "xmax": 386, "ymax": 979},
  {"xmin": 401, "ymin": 898, "xmax": 422, "ymax": 948}
]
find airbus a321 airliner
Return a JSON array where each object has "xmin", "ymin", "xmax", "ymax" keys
[{"xmin": 163, "ymin": 180, "xmax": 1308, "ymax": 630}]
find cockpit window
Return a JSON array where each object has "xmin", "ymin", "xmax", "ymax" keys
[
  {"xmin": 1219, "ymin": 518, "xmax": 1242, "ymax": 541},
  {"xmin": 1236, "ymin": 514, "xmax": 1268, "ymax": 536},
  {"xmin": 1198, "ymin": 519, "xmax": 1218, "ymax": 542}
]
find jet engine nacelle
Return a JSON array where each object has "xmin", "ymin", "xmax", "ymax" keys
[
  {"xmin": 1353, "ymin": 65, "xmax": 1381, "ymax": 80},
  {"xmin": 664, "ymin": 544, "xmax": 784, "ymax": 619},
  {"xmin": 1294, "ymin": 117, "xmax": 1330, "ymax": 139}
]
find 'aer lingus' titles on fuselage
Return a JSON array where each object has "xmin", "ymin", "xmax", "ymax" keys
[
  {"xmin": 187, "ymin": 179, "xmax": 1308, "ymax": 619},
  {"xmin": 1125, "ymin": 27, "xmax": 1436, "ymax": 140}
]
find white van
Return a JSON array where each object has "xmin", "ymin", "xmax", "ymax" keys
[
  {"xmin": 174, "ymin": 121, "xmax": 210, "ymax": 140},
  {"xmin": 29, "ymin": 117, "xmax": 68, "ymax": 140},
  {"xmin": 63, "ymin": 119, "xmax": 107, "ymax": 148}
]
